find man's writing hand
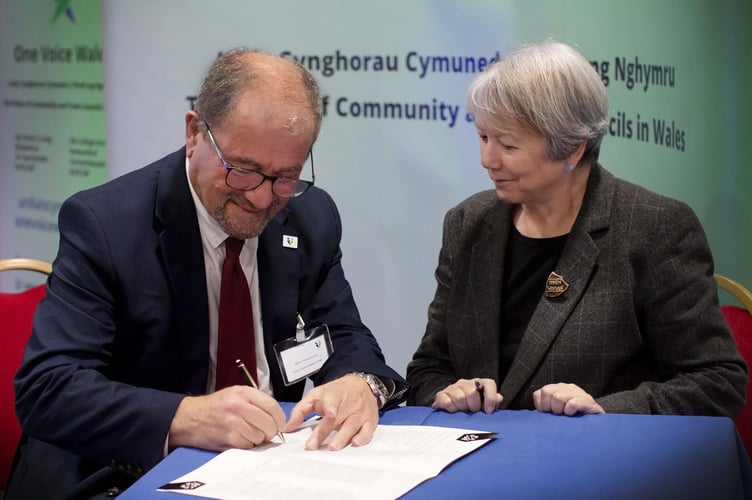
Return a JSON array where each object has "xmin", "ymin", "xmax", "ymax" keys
[{"xmin": 168, "ymin": 386, "xmax": 286, "ymax": 451}]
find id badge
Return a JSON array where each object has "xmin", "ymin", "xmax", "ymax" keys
[{"xmin": 273, "ymin": 322, "xmax": 333, "ymax": 386}]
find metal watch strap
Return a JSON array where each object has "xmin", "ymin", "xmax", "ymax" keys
[{"xmin": 349, "ymin": 372, "xmax": 389, "ymax": 409}]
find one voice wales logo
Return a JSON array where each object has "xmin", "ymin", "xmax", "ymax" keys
[{"xmin": 52, "ymin": 0, "xmax": 75, "ymax": 23}]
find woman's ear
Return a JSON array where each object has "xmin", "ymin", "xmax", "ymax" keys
[{"xmin": 567, "ymin": 141, "xmax": 587, "ymax": 168}]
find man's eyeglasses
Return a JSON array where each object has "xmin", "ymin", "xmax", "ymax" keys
[{"xmin": 203, "ymin": 120, "xmax": 314, "ymax": 198}]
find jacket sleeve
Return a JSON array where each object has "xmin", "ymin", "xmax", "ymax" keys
[
  {"xmin": 596, "ymin": 199, "xmax": 747, "ymax": 417},
  {"xmin": 14, "ymin": 194, "xmax": 184, "ymax": 475},
  {"xmin": 406, "ymin": 207, "xmax": 465, "ymax": 406},
  {"xmin": 289, "ymin": 188, "xmax": 408, "ymax": 407}
]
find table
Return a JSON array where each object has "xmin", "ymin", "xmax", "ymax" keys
[{"xmin": 120, "ymin": 406, "xmax": 752, "ymax": 499}]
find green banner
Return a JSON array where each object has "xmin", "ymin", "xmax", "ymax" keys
[{"xmin": 0, "ymin": 0, "xmax": 106, "ymax": 291}]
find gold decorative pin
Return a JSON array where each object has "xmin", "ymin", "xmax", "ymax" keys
[{"xmin": 545, "ymin": 271, "xmax": 569, "ymax": 298}]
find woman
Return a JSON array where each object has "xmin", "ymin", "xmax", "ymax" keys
[{"xmin": 406, "ymin": 41, "xmax": 747, "ymax": 417}]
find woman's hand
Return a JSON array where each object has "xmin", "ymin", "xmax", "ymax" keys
[
  {"xmin": 533, "ymin": 383, "xmax": 605, "ymax": 416},
  {"xmin": 432, "ymin": 378, "xmax": 503, "ymax": 414}
]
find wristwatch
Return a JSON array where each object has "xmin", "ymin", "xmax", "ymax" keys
[{"xmin": 348, "ymin": 372, "xmax": 389, "ymax": 409}]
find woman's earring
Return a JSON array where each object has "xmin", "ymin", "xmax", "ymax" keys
[{"xmin": 564, "ymin": 162, "xmax": 574, "ymax": 172}]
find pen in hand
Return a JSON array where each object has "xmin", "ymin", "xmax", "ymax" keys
[
  {"xmin": 475, "ymin": 380, "xmax": 485, "ymax": 407},
  {"xmin": 235, "ymin": 359, "xmax": 286, "ymax": 444}
]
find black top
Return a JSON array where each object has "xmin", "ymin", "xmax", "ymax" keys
[{"xmin": 499, "ymin": 225, "xmax": 568, "ymax": 380}]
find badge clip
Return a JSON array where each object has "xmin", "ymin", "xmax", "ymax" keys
[{"xmin": 295, "ymin": 313, "xmax": 306, "ymax": 342}]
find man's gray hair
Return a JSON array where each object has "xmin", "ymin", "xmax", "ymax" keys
[{"xmin": 194, "ymin": 47, "xmax": 323, "ymax": 141}]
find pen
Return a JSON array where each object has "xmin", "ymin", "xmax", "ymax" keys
[
  {"xmin": 235, "ymin": 359, "xmax": 286, "ymax": 444},
  {"xmin": 475, "ymin": 380, "xmax": 485, "ymax": 406}
]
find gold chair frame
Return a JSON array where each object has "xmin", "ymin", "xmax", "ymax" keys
[
  {"xmin": 715, "ymin": 274, "xmax": 752, "ymax": 315},
  {"xmin": 0, "ymin": 258, "xmax": 52, "ymax": 275}
]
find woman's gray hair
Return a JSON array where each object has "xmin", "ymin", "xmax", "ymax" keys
[
  {"xmin": 467, "ymin": 41, "xmax": 608, "ymax": 166},
  {"xmin": 194, "ymin": 47, "xmax": 323, "ymax": 141}
]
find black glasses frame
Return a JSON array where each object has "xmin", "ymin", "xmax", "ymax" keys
[{"xmin": 203, "ymin": 120, "xmax": 315, "ymax": 198}]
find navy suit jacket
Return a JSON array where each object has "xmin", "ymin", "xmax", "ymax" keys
[{"xmin": 10, "ymin": 148, "xmax": 405, "ymax": 498}]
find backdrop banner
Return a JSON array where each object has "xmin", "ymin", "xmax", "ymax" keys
[
  {"xmin": 0, "ymin": 0, "xmax": 106, "ymax": 291},
  {"xmin": 2, "ymin": 0, "xmax": 748, "ymax": 376}
]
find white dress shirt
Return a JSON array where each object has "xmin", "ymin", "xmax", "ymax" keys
[{"xmin": 185, "ymin": 158, "xmax": 273, "ymax": 395}]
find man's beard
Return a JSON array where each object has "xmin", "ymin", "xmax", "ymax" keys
[{"xmin": 211, "ymin": 196, "xmax": 282, "ymax": 239}]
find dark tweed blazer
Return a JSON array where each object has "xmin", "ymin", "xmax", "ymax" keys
[{"xmin": 407, "ymin": 164, "xmax": 747, "ymax": 417}]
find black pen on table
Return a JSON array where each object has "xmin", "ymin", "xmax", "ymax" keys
[{"xmin": 235, "ymin": 359, "xmax": 286, "ymax": 444}]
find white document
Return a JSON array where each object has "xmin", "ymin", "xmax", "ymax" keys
[{"xmin": 158, "ymin": 422, "xmax": 496, "ymax": 499}]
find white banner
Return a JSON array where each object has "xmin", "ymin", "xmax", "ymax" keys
[{"xmin": 100, "ymin": 0, "xmax": 751, "ymax": 376}]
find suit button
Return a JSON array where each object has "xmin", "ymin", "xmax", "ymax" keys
[{"xmin": 107, "ymin": 486, "xmax": 121, "ymax": 497}]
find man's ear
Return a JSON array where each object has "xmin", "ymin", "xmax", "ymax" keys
[{"xmin": 185, "ymin": 111, "xmax": 201, "ymax": 157}]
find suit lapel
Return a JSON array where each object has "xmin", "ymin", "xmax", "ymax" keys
[
  {"xmin": 257, "ymin": 208, "xmax": 301, "ymax": 394},
  {"xmin": 154, "ymin": 148, "xmax": 210, "ymax": 394},
  {"xmin": 457, "ymin": 201, "xmax": 512, "ymax": 381},
  {"xmin": 500, "ymin": 165, "xmax": 614, "ymax": 406}
]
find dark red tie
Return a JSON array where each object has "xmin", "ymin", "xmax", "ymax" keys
[{"xmin": 216, "ymin": 237, "xmax": 257, "ymax": 389}]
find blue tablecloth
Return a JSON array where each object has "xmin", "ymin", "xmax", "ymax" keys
[{"xmin": 120, "ymin": 406, "xmax": 752, "ymax": 499}]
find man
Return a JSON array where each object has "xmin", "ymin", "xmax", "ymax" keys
[{"xmin": 9, "ymin": 48, "xmax": 407, "ymax": 499}]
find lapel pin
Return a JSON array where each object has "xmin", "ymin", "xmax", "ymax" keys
[
  {"xmin": 282, "ymin": 235, "xmax": 298, "ymax": 249},
  {"xmin": 545, "ymin": 271, "xmax": 569, "ymax": 298}
]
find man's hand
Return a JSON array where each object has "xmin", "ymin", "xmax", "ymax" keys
[
  {"xmin": 432, "ymin": 378, "xmax": 503, "ymax": 414},
  {"xmin": 285, "ymin": 374, "xmax": 379, "ymax": 451},
  {"xmin": 533, "ymin": 383, "xmax": 606, "ymax": 416},
  {"xmin": 168, "ymin": 386, "xmax": 286, "ymax": 451}
]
